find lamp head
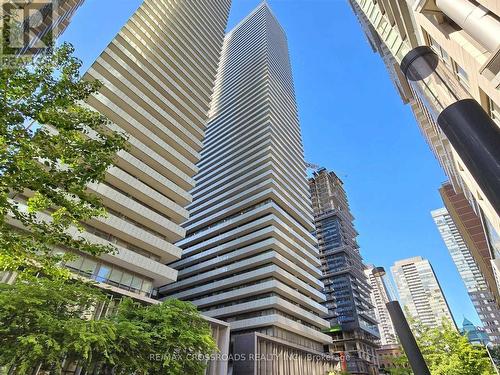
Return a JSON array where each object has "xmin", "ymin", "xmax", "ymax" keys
[{"xmin": 372, "ymin": 267, "xmax": 386, "ymax": 277}]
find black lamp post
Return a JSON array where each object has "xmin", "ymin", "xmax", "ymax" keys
[
  {"xmin": 371, "ymin": 267, "xmax": 431, "ymax": 375},
  {"xmin": 400, "ymin": 46, "xmax": 500, "ymax": 216}
]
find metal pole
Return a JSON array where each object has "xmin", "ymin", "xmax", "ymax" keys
[
  {"xmin": 386, "ymin": 301, "xmax": 431, "ymax": 375},
  {"xmin": 400, "ymin": 46, "xmax": 500, "ymax": 216},
  {"xmin": 486, "ymin": 344, "xmax": 500, "ymax": 375}
]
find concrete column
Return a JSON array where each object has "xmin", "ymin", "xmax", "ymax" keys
[{"xmin": 436, "ymin": 0, "xmax": 500, "ymax": 51}]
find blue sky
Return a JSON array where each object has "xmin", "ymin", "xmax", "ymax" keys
[{"xmin": 61, "ymin": 0, "xmax": 479, "ymax": 327}]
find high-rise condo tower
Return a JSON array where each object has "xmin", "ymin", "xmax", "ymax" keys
[
  {"xmin": 72, "ymin": 0, "xmax": 231, "ymax": 300},
  {"xmin": 9, "ymin": 1, "xmax": 233, "ymax": 373},
  {"xmin": 432, "ymin": 207, "xmax": 500, "ymax": 343},
  {"xmin": 161, "ymin": 3, "xmax": 336, "ymax": 374},
  {"xmin": 391, "ymin": 257, "xmax": 456, "ymax": 329},
  {"xmin": 364, "ymin": 266, "xmax": 398, "ymax": 346}
]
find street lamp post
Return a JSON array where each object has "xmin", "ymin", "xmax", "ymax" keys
[
  {"xmin": 371, "ymin": 267, "xmax": 431, "ymax": 375},
  {"xmin": 400, "ymin": 46, "xmax": 500, "ymax": 216},
  {"xmin": 486, "ymin": 343, "xmax": 500, "ymax": 375}
]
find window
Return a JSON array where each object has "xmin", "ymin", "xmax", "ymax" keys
[
  {"xmin": 141, "ymin": 280, "xmax": 153, "ymax": 296},
  {"xmin": 120, "ymin": 272, "xmax": 134, "ymax": 288},
  {"xmin": 427, "ymin": 34, "xmax": 450, "ymax": 65},
  {"xmin": 130, "ymin": 276, "xmax": 143, "ymax": 293},
  {"xmin": 63, "ymin": 252, "xmax": 154, "ymax": 297},
  {"xmin": 108, "ymin": 268, "xmax": 123, "ymax": 286},
  {"xmin": 96, "ymin": 265, "xmax": 111, "ymax": 282},
  {"xmin": 81, "ymin": 258, "xmax": 97, "ymax": 276},
  {"xmin": 488, "ymin": 97, "xmax": 500, "ymax": 126},
  {"xmin": 454, "ymin": 62, "xmax": 470, "ymax": 88},
  {"xmin": 66, "ymin": 256, "xmax": 83, "ymax": 270}
]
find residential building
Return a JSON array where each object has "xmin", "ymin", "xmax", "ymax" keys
[
  {"xmin": 439, "ymin": 183, "xmax": 500, "ymax": 308},
  {"xmin": 69, "ymin": 0, "xmax": 231, "ymax": 300},
  {"xmin": 365, "ymin": 266, "xmax": 398, "ymax": 346},
  {"xmin": 161, "ymin": 3, "xmax": 336, "ymax": 374},
  {"xmin": 377, "ymin": 344, "xmax": 406, "ymax": 375},
  {"xmin": 348, "ymin": 0, "xmax": 500, "ymax": 294},
  {"xmin": 309, "ymin": 168, "xmax": 379, "ymax": 374},
  {"xmin": 7, "ymin": 0, "xmax": 232, "ymax": 302},
  {"xmin": 8, "ymin": 0, "xmax": 233, "ymax": 373},
  {"xmin": 461, "ymin": 317, "xmax": 491, "ymax": 345},
  {"xmin": 432, "ymin": 207, "xmax": 500, "ymax": 343},
  {"xmin": 30, "ymin": 0, "xmax": 86, "ymax": 45},
  {"xmin": 391, "ymin": 256, "xmax": 456, "ymax": 328},
  {"xmin": 391, "ymin": 257, "xmax": 456, "ymax": 328}
]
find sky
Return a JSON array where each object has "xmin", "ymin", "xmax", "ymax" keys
[{"xmin": 61, "ymin": 0, "xmax": 480, "ymax": 327}]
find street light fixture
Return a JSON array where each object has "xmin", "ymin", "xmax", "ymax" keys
[
  {"xmin": 400, "ymin": 46, "xmax": 500, "ymax": 216},
  {"xmin": 371, "ymin": 267, "xmax": 431, "ymax": 375}
]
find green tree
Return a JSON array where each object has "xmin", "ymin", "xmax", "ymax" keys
[
  {"xmin": 489, "ymin": 345, "xmax": 500, "ymax": 367},
  {"xmin": 107, "ymin": 298, "xmax": 218, "ymax": 375},
  {"xmin": 0, "ymin": 277, "xmax": 108, "ymax": 373},
  {"xmin": 0, "ymin": 279, "xmax": 217, "ymax": 375},
  {"xmin": 392, "ymin": 318, "xmax": 495, "ymax": 375},
  {"xmin": 0, "ymin": 43, "xmax": 126, "ymax": 278},
  {"xmin": 386, "ymin": 353, "xmax": 411, "ymax": 375}
]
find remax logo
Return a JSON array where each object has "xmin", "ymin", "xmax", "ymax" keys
[{"xmin": 1, "ymin": 0, "xmax": 59, "ymax": 57}]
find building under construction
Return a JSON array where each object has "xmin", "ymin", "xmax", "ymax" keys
[{"xmin": 309, "ymin": 168, "xmax": 380, "ymax": 375}]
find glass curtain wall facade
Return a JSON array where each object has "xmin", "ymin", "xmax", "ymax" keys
[
  {"xmin": 309, "ymin": 168, "xmax": 380, "ymax": 375},
  {"xmin": 432, "ymin": 207, "xmax": 500, "ymax": 343}
]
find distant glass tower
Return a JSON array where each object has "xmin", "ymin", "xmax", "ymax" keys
[
  {"xmin": 432, "ymin": 207, "xmax": 500, "ymax": 343},
  {"xmin": 461, "ymin": 317, "xmax": 490, "ymax": 345},
  {"xmin": 309, "ymin": 168, "xmax": 380, "ymax": 375},
  {"xmin": 391, "ymin": 257, "xmax": 456, "ymax": 329},
  {"xmin": 161, "ymin": 3, "xmax": 335, "ymax": 373}
]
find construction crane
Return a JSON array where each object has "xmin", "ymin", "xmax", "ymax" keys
[
  {"xmin": 305, "ymin": 162, "xmax": 321, "ymax": 170},
  {"xmin": 306, "ymin": 162, "xmax": 348, "ymax": 179}
]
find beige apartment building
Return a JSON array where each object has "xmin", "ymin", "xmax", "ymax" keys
[
  {"xmin": 8, "ymin": 0, "xmax": 232, "ymax": 300},
  {"xmin": 392, "ymin": 257, "xmax": 456, "ymax": 328},
  {"xmin": 364, "ymin": 266, "xmax": 398, "ymax": 346},
  {"xmin": 74, "ymin": 0, "xmax": 231, "ymax": 300},
  {"xmin": 8, "ymin": 1, "xmax": 233, "ymax": 373},
  {"xmin": 348, "ymin": 0, "xmax": 500, "ymax": 302}
]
